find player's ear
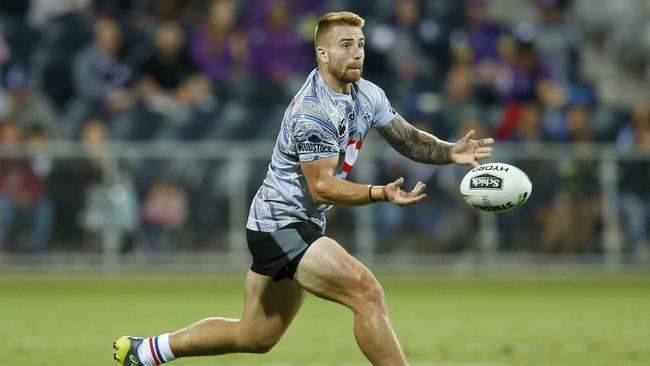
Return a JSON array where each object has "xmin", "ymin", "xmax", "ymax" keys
[{"xmin": 316, "ymin": 46, "xmax": 328, "ymax": 64}]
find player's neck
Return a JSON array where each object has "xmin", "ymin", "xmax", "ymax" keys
[{"xmin": 318, "ymin": 68, "xmax": 351, "ymax": 95}]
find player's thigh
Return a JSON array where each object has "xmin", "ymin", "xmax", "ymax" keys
[
  {"xmin": 293, "ymin": 237, "xmax": 382, "ymax": 310},
  {"xmin": 238, "ymin": 270, "xmax": 306, "ymax": 341}
]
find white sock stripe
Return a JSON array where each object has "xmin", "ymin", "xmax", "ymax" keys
[
  {"xmin": 137, "ymin": 334, "xmax": 175, "ymax": 365},
  {"xmin": 158, "ymin": 333, "xmax": 175, "ymax": 363}
]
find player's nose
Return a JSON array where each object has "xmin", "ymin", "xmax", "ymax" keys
[{"xmin": 353, "ymin": 48, "xmax": 363, "ymax": 60}]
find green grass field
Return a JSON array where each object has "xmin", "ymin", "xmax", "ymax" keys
[{"xmin": 1, "ymin": 271, "xmax": 649, "ymax": 366}]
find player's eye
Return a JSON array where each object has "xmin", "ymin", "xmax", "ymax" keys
[
  {"xmin": 342, "ymin": 43, "xmax": 351, "ymax": 49},
  {"xmin": 358, "ymin": 42, "xmax": 365, "ymax": 49}
]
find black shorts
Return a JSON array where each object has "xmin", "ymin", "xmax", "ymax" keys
[{"xmin": 246, "ymin": 222, "xmax": 324, "ymax": 281}]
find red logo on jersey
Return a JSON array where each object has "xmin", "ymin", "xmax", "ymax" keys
[{"xmin": 337, "ymin": 139, "xmax": 361, "ymax": 179}]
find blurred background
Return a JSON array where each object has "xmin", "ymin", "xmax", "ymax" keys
[{"xmin": 1, "ymin": 0, "xmax": 650, "ymax": 271}]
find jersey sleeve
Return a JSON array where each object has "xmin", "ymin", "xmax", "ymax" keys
[
  {"xmin": 293, "ymin": 116, "xmax": 340, "ymax": 163},
  {"xmin": 370, "ymin": 86, "xmax": 398, "ymax": 128}
]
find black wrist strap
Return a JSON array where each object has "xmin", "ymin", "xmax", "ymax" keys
[{"xmin": 368, "ymin": 185, "xmax": 376, "ymax": 202}]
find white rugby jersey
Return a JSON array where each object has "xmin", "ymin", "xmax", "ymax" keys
[{"xmin": 246, "ymin": 68, "xmax": 397, "ymax": 232}]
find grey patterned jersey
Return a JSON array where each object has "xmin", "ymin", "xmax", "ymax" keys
[{"xmin": 246, "ymin": 68, "xmax": 397, "ymax": 232}]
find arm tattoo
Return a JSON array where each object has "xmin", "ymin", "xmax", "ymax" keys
[{"xmin": 377, "ymin": 115, "xmax": 453, "ymax": 164}]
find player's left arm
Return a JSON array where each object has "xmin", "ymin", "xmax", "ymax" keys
[
  {"xmin": 300, "ymin": 156, "xmax": 427, "ymax": 207},
  {"xmin": 377, "ymin": 114, "xmax": 494, "ymax": 167}
]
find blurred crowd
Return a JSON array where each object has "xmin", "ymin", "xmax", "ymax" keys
[{"xmin": 0, "ymin": 0, "xmax": 649, "ymax": 256}]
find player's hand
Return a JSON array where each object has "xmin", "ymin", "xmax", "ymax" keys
[
  {"xmin": 385, "ymin": 177, "xmax": 427, "ymax": 206},
  {"xmin": 449, "ymin": 129, "xmax": 494, "ymax": 167}
]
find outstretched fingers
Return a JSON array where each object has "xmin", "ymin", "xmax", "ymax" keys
[
  {"xmin": 409, "ymin": 191, "xmax": 427, "ymax": 203},
  {"xmin": 475, "ymin": 146, "xmax": 493, "ymax": 159},
  {"xmin": 385, "ymin": 179, "xmax": 428, "ymax": 206},
  {"xmin": 477, "ymin": 137, "xmax": 495, "ymax": 147},
  {"xmin": 411, "ymin": 181, "xmax": 426, "ymax": 196},
  {"xmin": 399, "ymin": 181, "xmax": 427, "ymax": 205},
  {"xmin": 451, "ymin": 130, "xmax": 495, "ymax": 167}
]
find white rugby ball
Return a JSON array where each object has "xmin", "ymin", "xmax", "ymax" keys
[{"xmin": 460, "ymin": 163, "xmax": 532, "ymax": 212}]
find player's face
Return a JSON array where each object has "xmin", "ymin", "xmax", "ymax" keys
[{"xmin": 324, "ymin": 26, "xmax": 365, "ymax": 83}]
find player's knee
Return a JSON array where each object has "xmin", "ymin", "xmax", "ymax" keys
[
  {"xmin": 238, "ymin": 334, "xmax": 279, "ymax": 354},
  {"xmin": 245, "ymin": 339, "xmax": 277, "ymax": 354},
  {"xmin": 365, "ymin": 280, "xmax": 386, "ymax": 307},
  {"xmin": 354, "ymin": 274, "xmax": 386, "ymax": 311}
]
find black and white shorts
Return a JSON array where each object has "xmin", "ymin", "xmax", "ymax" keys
[{"xmin": 246, "ymin": 222, "xmax": 324, "ymax": 281}]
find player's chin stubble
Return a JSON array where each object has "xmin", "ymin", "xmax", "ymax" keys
[{"xmin": 334, "ymin": 66, "xmax": 362, "ymax": 83}]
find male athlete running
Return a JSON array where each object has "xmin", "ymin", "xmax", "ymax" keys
[{"xmin": 114, "ymin": 11, "xmax": 493, "ymax": 366}]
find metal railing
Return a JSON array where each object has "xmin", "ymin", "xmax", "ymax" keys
[{"xmin": 1, "ymin": 141, "xmax": 649, "ymax": 270}]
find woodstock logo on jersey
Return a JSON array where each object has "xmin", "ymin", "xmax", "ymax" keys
[{"xmin": 336, "ymin": 139, "xmax": 361, "ymax": 179}]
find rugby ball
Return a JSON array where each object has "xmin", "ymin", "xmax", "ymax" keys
[{"xmin": 460, "ymin": 163, "xmax": 532, "ymax": 212}]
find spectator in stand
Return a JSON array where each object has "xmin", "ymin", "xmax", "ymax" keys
[
  {"xmin": 137, "ymin": 20, "xmax": 212, "ymax": 116},
  {"xmin": 239, "ymin": 0, "xmax": 325, "ymax": 139},
  {"xmin": 76, "ymin": 119, "xmax": 138, "ymax": 251},
  {"xmin": 495, "ymin": 99, "xmax": 544, "ymax": 142},
  {"xmin": 617, "ymin": 100, "xmax": 650, "ymax": 150},
  {"xmin": 139, "ymin": 178, "xmax": 189, "ymax": 251},
  {"xmin": 190, "ymin": 0, "xmax": 249, "ymax": 82},
  {"xmin": 451, "ymin": 0, "xmax": 508, "ymax": 98},
  {"xmin": 496, "ymin": 34, "xmax": 558, "ymax": 102},
  {"xmin": 566, "ymin": 104, "xmax": 593, "ymax": 143},
  {"xmin": 47, "ymin": 119, "xmax": 104, "ymax": 249},
  {"xmin": 463, "ymin": 0, "xmax": 506, "ymax": 63},
  {"xmin": 2, "ymin": 68, "xmax": 60, "ymax": 138},
  {"xmin": 529, "ymin": 0, "xmax": 581, "ymax": 82},
  {"xmin": 617, "ymin": 101, "xmax": 650, "ymax": 255},
  {"xmin": 47, "ymin": 118, "xmax": 137, "ymax": 251},
  {"xmin": 246, "ymin": 0, "xmax": 312, "ymax": 86},
  {"xmin": 28, "ymin": 0, "xmax": 92, "ymax": 108},
  {"xmin": 436, "ymin": 61, "xmax": 481, "ymax": 139},
  {"xmin": 73, "ymin": 17, "xmax": 135, "ymax": 118},
  {"xmin": 0, "ymin": 121, "xmax": 53, "ymax": 254},
  {"xmin": 536, "ymin": 104, "xmax": 601, "ymax": 253},
  {"xmin": 536, "ymin": 78, "xmax": 569, "ymax": 141},
  {"xmin": 369, "ymin": 0, "xmax": 437, "ymax": 97},
  {"xmin": 139, "ymin": 21, "xmax": 197, "ymax": 94}
]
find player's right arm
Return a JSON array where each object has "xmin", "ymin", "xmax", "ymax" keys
[{"xmin": 300, "ymin": 157, "xmax": 426, "ymax": 207}]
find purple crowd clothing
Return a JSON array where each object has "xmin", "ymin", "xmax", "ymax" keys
[
  {"xmin": 190, "ymin": 28, "xmax": 244, "ymax": 81},
  {"xmin": 497, "ymin": 58, "xmax": 558, "ymax": 101},
  {"xmin": 247, "ymin": 27, "xmax": 311, "ymax": 79},
  {"xmin": 468, "ymin": 23, "xmax": 506, "ymax": 62},
  {"xmin": 243, "ymin": 0, "xmax": 325, "ymax": 29},
  {"xmin": 74, "ymin": 45, "xmax": 132, "ymax": 101}
]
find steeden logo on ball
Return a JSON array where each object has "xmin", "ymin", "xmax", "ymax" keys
[{"xmin": 469, "ymin": 174, "xmax": 503, "ymax": 190}]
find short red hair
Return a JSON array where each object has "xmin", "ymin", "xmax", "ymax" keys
[{"xmin": 314, "ymin": 12, "xmax": 365, "ymax": 46}]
